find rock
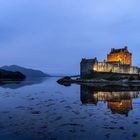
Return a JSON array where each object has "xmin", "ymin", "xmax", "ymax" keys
[{"xmin": 57, "ymin": 76, "xmax": 73, "ymax": 86}]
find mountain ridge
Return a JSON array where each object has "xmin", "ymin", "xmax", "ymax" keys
[{"xmin": 1, "ymin": 65, "xmax": 49, "ymax": 78}]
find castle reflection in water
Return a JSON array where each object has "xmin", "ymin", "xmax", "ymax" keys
[{"xmin": 80, "ymin": 85, "xmax": 139, "ymax": 116}]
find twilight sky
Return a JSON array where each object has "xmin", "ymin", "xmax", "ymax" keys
[{"xmin": 0, "ymin": 0, "xmax": 140, "ymax": 75}]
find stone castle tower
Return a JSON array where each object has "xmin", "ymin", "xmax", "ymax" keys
[{"xmin": 107, "ymin": 46, "xmax": 132, "ymax": 65}]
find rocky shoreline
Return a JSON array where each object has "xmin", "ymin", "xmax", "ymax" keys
[{"xmin": 57, "ymin": 76, "xmax": 140, "ymax": 87}]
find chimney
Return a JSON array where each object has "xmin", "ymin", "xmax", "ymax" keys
[
  {"xmin": 111, "ymin": 48, "xmax": 115, "ymax": 52},
  {"xmin": 124, "ymin": 46, "xmax": 128, "ymax": 50}
]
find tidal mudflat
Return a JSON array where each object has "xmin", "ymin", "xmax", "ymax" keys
[{"xmin": 0, "ymin": 78, "xmax": 140, "ymax": 140}]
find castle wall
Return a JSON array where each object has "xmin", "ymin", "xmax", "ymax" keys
[
  {"xmin": 93, "ymin": 62, "xmax": 138, "ymax": 74},
  {"xmin": 107, "ymin": 52, "xmax": 132, "ymax": 65},
  {"xmin": 80, "ymin": 59, "xmax": 95, "ymax": 78}
]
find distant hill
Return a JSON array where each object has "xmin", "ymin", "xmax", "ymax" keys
[
  {"xmin": 0, "ymin": 69, "xmax": 25, "ymax": 80},
  {"xmin": 1, "ymin": 65, "xmax": 49, "ymax": 78}
]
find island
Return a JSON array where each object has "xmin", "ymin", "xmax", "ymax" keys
[{"xmin": 57, "ymin": 46, "xmax": 140, "ymax": 86}]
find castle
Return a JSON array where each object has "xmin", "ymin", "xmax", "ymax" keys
[{"xmin": 81, "ymin": 46, "xmax": 139, "ymax": 79}]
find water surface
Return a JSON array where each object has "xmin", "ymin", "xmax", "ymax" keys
[{"xmin": 0, "ymin": 78, "xmax": 140, "ymax": 140}]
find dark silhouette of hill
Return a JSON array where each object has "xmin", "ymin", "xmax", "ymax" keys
[
  {"xmin": 0, "ymin": 69, "xmax": 25, "ymax": 80},
  {"xmin": 1, "ymin": 65, "xmax": 49, "ymax": 78}
]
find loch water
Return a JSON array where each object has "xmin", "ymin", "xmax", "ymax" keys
[{"xmin": 0, "ymin": 77, "xmax": 140, "ymax": 140}]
